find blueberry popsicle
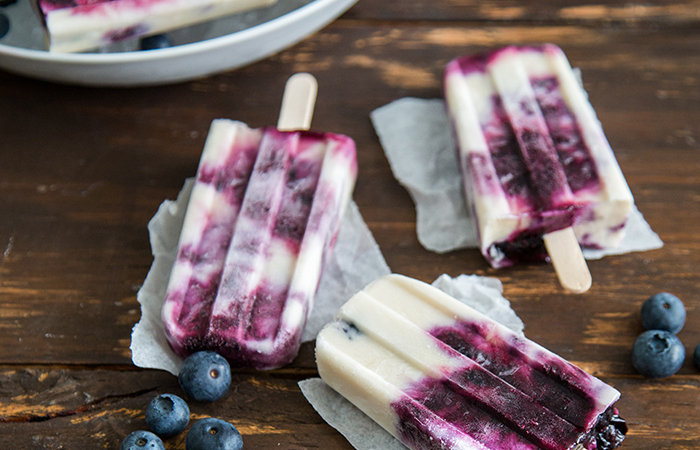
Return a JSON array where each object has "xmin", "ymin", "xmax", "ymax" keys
[
  {"xmin": 34, "ymin": 0, "xmax": 277, "ymax": 53},
  {"xmin": 162, "ymin": 74, "xmax": 358, "ymax": 369},
  {"xmin": 316, "ymin": 274, "xmax": 627, "ymax": 450},
  {"xmin": 444, "ymin": 45, "xmax": 633, "ymax": 288}
]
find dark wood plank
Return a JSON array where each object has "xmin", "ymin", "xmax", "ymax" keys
[
  {"xmin": 0, "ymin": 8, "xmax": 699, "ymax": 450},
  {"xmin": 1, "ymin": 364, "xmax": 700, "ymax": 449},
  {"xmin": 347, "ymin": 0, "xmax": 700, "ymax": 25},
  {"xmin": 0, "ymin": 365, "xmax": 351, "ymax": 450},
  {"xmin": 4, "ymin": 22, "xmax": 699, "ymax": 364}
]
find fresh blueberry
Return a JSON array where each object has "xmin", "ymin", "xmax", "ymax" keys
[
  {"xmin": 145, "ymin": 393, "xmax": 190, "ymax": 438},
  {"xmin": 140, "ymin": 34, "xmax": 171, "ymax": 51},
  {"xmin": 632, "ymin": 330, "xmax": 685, "ymax": 378},
  {"xmin": 641, "ymin": 292, "xmax": 686, "ymax": 334},
  {"xmin": 120, "ymin": 430, "xmax": 165, "ymax": 450},
  {"xmin": 694, "ymin": 343, "xmax": 700, "ymax": 370},
  {"xmin": 178, "ymin": 351, "xmax": 231, "ymax": 402},
  {"xmin": 186, "ymin": 418, "xmax": 243, "ymax": 450},
  {"xmin": 0, "ymin": 13, "xmax": 9, "ymax": 39}
]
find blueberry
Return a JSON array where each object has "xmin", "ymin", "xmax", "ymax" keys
[
  {"xmin": 145, "ymin": 393, "xmax": 190, "ymax": 438},
  {"xmin": 120, "ymin": 430, "xmax": 165, "ymax": 450},
  {"xmin": 641, "ymin": 292, "xmax": 686, "ymax": 334},
  {"xmin": 632, "ymin": 330, "xmax": 685, "ymax": 378},
  {"xmin": 178, "ymin": 351, "xmax": 231, "ymax": 402},
  {"xmin": 140, "ymin": 34, "xmax": 171, "ymax": 51},
  {"xmin": 186, "ymin": 418, "xmax": 243, "ymax": 450},
  {"xmin": 0, "ymin": 13, "xmax": 9, "ymax": 39},
  {"xmin": 694, "ymin": 343, "xmax": 700, "ymax": 370}
]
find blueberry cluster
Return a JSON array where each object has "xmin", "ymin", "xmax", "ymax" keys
[
  {"xmin": 120, "ymin": 351, "xmax": 242, "ymax": 450},
  {"xmin": 632, "ymin": 293, "xmax": 695, "ymax": 378}
]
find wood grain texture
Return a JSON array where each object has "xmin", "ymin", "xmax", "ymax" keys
[
  {"xmin": 348, "ymin": 0, "xmax": 700, "ymax": 25},
  {"xmin": 1, "ymin": 1, "xmax": 700, "ymax": 448}
]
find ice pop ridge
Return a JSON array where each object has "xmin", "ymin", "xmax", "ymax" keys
[
  {"xmin": 162, "ymin": 119, "xmax": 357, "ymax": 369},
  {"xmin": 34, "ymin": 0, "xmax": 277, "ymax": 53},
  {"xmin": 316, "ymin": 275, "xmax": 627, "ymax": 450},
  {"xmin": 444, "ymin": 45, "xmax": 633, "ymax": 268}
]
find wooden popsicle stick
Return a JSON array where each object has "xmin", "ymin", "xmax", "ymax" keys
[
  {"xmin": 277, "ymin": 73, "xmax": 318, "ymax": 131},
  {"xmin": 543, "ymin": 227, "xmax": 592, "ymax": 294}
]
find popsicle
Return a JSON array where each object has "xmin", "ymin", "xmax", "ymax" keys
[
  {"xmin": 316, "ymin": 274, "xmax": 627, "ymax": 450},
  {"xmin": 444, "ymin": 45, "xmax": 633, "ymax": 292},
  {"xmin": 33, "ymin": 0, "xmax": 277, "ymax": 53},
  {"xmin": 161, "ymin": 74, "xmax": 358, "ymax": 369}
]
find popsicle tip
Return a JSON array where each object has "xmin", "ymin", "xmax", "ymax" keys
[
  {"xmin": 543, "ymin": 227, "xmax": 593, "ymax": 294},
  {"xmin": 562, "ymin": 273, "xmax": 593, "ymax": 294},
  {"xmin": 288, "ymin": 72, "xmax": 317, "ymax": 85},
  {"xmin": 278, "ymin": 72, "xmax": 318, "ymax": 131}
]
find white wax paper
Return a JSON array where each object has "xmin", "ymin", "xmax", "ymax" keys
[
  {"xmin": 130, "ymin": 179, "xmax": 390, "ymax": 375},
  {"xmin": 300, "ymin": 273, "xmax": 525, "ymax": 450},
  {"xmin": 370, "ymin": 97, "xmax": 664, "ymax": 258}
]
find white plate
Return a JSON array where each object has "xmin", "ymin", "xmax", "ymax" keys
[{"xmin": 0, "ymin": 0, "xmax": 357, "ymax": 87}]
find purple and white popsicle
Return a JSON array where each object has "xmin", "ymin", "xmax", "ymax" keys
[
  {"xmin": 162, "ymin": 119, "xmax": 357, "ymax": 369},
  {"xmin": 316, "ymin": 274, "xmax": 627, "ymax": 450},
  {"xmin": 34, "ymin": 0, "xmax": 277, "ymax": 53},
  {"xmin": 444, "ymin": 45, "xmax": 633, "ymax": 269}
]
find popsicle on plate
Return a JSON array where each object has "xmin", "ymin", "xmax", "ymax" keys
[
  {"xmin": 316, "ymin": 274, "xmax": 627, "ymax": 450},
  {"xmin": 33, "ymin": 0, "xmax": 277, "ymax": 53},
  {"xmin": 161, "ymin": 74, "xmax": 358, "ymax": 370},
  {"xmin": 444, "ymin": 45, "xmax": 633, "ymax": 275}
]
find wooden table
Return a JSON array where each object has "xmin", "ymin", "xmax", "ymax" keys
[{"xmin": 1, "ymin": 0, "xmax": 699, "ymax": 448}]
